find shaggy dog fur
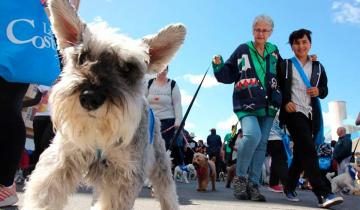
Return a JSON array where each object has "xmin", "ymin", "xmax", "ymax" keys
[
  {"xmin": 22, "ymin": 0, "xmax": 186, "ymax": 210},
  {"xmin": 218, "ymin": 171, "xmax": 226, "ymax": 182},
  {"xmin": 173, "ymin": 164, "xmax": 196, "ymax": 184},
  {"xmin": 326, "ymin": 163, "xmax": 360, "ymax": 195},
  {"xmin": 188, "ymin": 165, "xmax": 197, "ymax": 181},
  {"xmin": 192, "ymin": 153, "xmax": 216, "ymax": 191}
]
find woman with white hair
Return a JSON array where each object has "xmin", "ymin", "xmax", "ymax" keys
[{"xmin": 212, "ymin": 15, "xmax": 282, "ymax": 202}]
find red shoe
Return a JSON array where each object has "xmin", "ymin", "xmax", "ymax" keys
[
  {"xmin": 267, "ymin": 185, "xmax": 283, "ymax": 193},
  {"xmin": 0, "ymin": 183, "xmax": 18, "ymax": 207}
]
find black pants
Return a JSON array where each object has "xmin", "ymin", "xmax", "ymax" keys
[
  {"xmin": 184, "ymin": 149, "xmax": 195, "ymax": 165},
  {"xmin": 0, "ymin": 77, "xmax": 29, "ymax": 186},
  {"xmin": 209, "ymin": 152, "xmax": 222, "ymax": 180},
  {"xmin": 320, "ymin": 169, "xmax": 332, "ymax": 190},
  {"xmin": 285, "ymin": 112, "xmax": 331, "ymax": 197},
  {"xmin": 160, "ymin": 118, "xmax": 175, "ymax": 150},
  {"xmin": 224, "ymin": 151, "xmax": 232, "ymax": 166},
  {"xmin": 160, "ymin": 118, "xmax": 184, "ymax": 168},
  {"xmin": 31, "ymin": 115, "xmax": 54, "ymax": 166},
  {"xmin": 267, "ymin": 140, "xmax": 288, "ymax": 186}
]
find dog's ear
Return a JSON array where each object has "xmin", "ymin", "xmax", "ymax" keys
[
  {"xmin": 48, "ymin": 0, "xmax": 85, "ymax": 49},
  {"xmin": 69, "ymin": 0, "xmax": 81, "ymax": 12},
  {"xmin": 143, "ymin": 24, "xmax": 186, "ymax": 73}
]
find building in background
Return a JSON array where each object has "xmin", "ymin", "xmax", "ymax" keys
[{"xmin": 326, "ymin": 100, "xmax": 360, "ymax": 152}]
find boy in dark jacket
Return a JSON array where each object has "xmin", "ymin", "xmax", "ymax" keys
[{"xmin": 278, "ymin": 29, "xmax": 343, "ymax": 208}]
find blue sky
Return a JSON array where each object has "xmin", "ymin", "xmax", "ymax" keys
[{"xmin": 78, "ymin": 0, "xmax": 360, "ymax": 142}]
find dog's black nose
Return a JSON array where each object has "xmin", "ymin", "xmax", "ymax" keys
[{"xmin": 79, "ymin": 88, "xmax": 106, "ymax": 111}]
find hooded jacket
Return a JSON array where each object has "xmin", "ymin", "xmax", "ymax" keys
[{"xmin": 278, "ymin": 59, "xmax": 328, "ymax": 135}]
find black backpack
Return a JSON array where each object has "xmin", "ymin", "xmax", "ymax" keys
[{"xmin": 147, "ymin": 78, "xmax": 176, "ymax": 96}]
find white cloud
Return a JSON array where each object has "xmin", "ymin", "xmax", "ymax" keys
[
  {"xmin": 184, "ymin": 121, "xmax": 196, "ymax": 130},
  {"xmin": 180, "ymin": 89, "xmax": 198, "ymax": 106},
  {"xmin": 332, "ymin": 1, "xmax": 360, "ymax": 24},
  {"xmin": 88, "ymin": 16, "xmax": 120, "ymax": 33},
  {"xmin": 183, "ymin": 74, "xmax": 220, "ymax": 88},
  {"xmin": 216, "ymin": 114, "xmax": 239, "ymax": 131}
]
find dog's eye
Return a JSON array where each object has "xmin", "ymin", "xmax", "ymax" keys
[
  {"xmin": 78, "ymin": 52, "xmax": 88, "ymax": 66},
  {"xmin": 124, "ymin": 62, "xmax": 137, "ymax": 72}
]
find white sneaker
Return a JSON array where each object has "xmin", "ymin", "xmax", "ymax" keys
[
  {"xmin": 0, "ymin": 183, "xmax": 18, "ymax": 207},
  {"xmin": 319, "ymin": 193, "xmax": 343, "ymax": 208}
]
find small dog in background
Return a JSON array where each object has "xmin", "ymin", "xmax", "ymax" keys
[
  {"xmin": 173, "ymin": 164, "xmax": 196, "ymax": 183},
  {"xmin": 326, "ymin": 163, "xmax": 360, "ymax": 195},
  {"xmin": 192, "ymin": 153, "xmax": 216, "ymax": 191},
  {"xmin": 218, "ymin": 171, "xmax": 226, "ymax": 182},
  {"xmin": 188, "ymin": 164, "xmax": 197, "ymax": 181},
  {"xmin": 22, "ymin": 0, "xmax": 186, "ymax": 210},
  {"xmin": 261, "ymin": 156, "xmax": 271, "ymax": 185}
]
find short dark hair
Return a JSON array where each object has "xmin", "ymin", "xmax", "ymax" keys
[{"xmin": 289, "ymin": 29, "xmax": 312, "ymax": 45}]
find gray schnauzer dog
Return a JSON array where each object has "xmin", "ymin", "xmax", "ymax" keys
[{"xmin": 22, "ymin": 0, "xmax": 186, "ymax": 210}]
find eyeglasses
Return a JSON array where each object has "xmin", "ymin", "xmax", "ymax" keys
[{"xmin": 254, "ymin": 29, "xmax": 272, "ymax": 34}]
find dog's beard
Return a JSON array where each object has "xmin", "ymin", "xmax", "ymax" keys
[
  {"xmin": 50, "ymin": 75, "xmax": 143, "ymax": 150},
  {"xmin": 192, "ymin": 162, "xmax": 200, "ymax": 170}
]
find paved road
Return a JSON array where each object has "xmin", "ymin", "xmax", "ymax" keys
[{"xmin": 4, "ymin": 181, "xmax": 360, "ymax": 210}]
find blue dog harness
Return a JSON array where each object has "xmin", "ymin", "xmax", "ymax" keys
[
  {"xmin": 148, "ymin": 107, "xmax": 155, "ymax": 145},
  {"xmin": 180, "ymin": 164, "xmax": 189, "ymax": 173},
  {"xmin": 348, "ymin": 165, "xmax": 357, "ymax": 180}
]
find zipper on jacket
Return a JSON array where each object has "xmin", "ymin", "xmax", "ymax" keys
[
  {"xmin": 316, "ymin": 63, "xmax": 321, "ymax": 87},
  {"xmin": 285, "ymin": 60, "xmax": 289, "ymax": 79}
]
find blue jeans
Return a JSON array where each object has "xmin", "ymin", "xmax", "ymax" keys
[{"xmin": 236, "ymin": 115, "xmax": 274, "ymax": 185}]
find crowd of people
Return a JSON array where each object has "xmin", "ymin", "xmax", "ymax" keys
[
  {"xmin": 145, "ymin": 46, "xmax": 357, "ymax": 210},
  {"xmin": 1, "ymin": 2, "xmax": 359, "ymax": 209}
]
